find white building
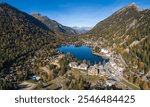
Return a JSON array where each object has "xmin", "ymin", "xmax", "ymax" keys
[
  {"xmin": 69, "ymin": 62, "xmax": 78, "ymax": 68},
  {"xmin": 101, "ymin": 48, "xmax": 109, "ymax": 54},
  {"xmin": 79, "ymin": 63, "xmax": 88, "ymax": 70}
]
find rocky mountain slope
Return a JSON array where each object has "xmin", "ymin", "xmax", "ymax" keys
[{"xmin": 32, "ymin": 13, "xmax": 77, "ymax": 36}]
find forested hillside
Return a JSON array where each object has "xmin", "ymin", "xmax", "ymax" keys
[
  {"xmin": 0, "ymin": 3, "xmax": 57, "ymax": 85},
  {"xmin": 85, "ymin": 3, "xmax": 150, "ymax": 73}
]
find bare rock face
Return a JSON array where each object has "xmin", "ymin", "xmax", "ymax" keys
[
  {"xmin": 129, "ymin": 2, "xmax": 144, "ymax": 11},
  {"xmin": 116, "ymin": 3, "xmax": 144, "ymax": 14},
  {"xmin": 130, "ymin": 2, "xmax": 138, "ymax": 7}
]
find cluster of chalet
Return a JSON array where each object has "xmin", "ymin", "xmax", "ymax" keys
[
  {"xmin": 104, "ymin": 59, "xmax": 124, "ymax": 77},
  {"xmin": 69, "ymin": 62, "xmax": 118, "ymax": 87},
  {"xmin": 69, "ymin": 62, "xmax": 106, "ymax": 76}
]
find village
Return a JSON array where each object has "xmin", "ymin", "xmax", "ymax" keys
[
  {"xmin": 0, "ymin": 1, "xmax": 149, "ymax": 91},
  {"xmin": 7, "ymin": 36, "xmax": 147, "ymax": 90},
  {"xmin": 69, "ymin": 58, "xmax": 124, "ymax": 78},
  {"xmin": 16, "ymin": 48, "xmax": 125, "ymax": 90},
  {"xmin": 68, "ymin": 58, "xmax": 125, "ymax": 88},
  {"xmin": 79, "ymin": 38, "xmax": 143, "ymax": 89},
  {"xmin": 14, "ymin": 41, "xmax": 144, "ymax": 90},
  {"xmin": 4, "ymin": 39, "xmax": 145, "ymax": 90}
]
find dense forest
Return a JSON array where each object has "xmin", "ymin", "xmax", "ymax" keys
[
  {"xmin": 0, "ymin": 3, "xmax": 58, "ymax": 89},
  {"xmin": 0, "ymin": 3, "xmax": 79, "ymax": 90}
]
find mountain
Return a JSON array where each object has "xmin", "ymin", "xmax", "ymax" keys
[
  {"xmin": 85, "ymin": 3, "xmax": 150, "ymax": 72},
  {"xmin": 32, "ymin": 13, "xmax": 77, "ymax": 36},
  {"xmin": 0, "ymin": 3, "xmax": 56, "ymax": 74},
  {"xmin": 72, "ymin": 26, "xmax": 92, "ymax": 34}
]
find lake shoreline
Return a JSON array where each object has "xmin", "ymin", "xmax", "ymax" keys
[{"xmin": 56, "ymin": 44, "xmax": 109, "ymax": 64}]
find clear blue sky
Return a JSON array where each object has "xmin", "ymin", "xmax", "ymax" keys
[{"xmin": 0, "ymin": 0, "xmax": 149, "ymax": 27}]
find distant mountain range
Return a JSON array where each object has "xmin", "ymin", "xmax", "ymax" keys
[
  {"xmin": 32, "ymin": 13, "xmax": 77, "ymax": 36},
  {"xmin": 85, "ymin": 3, "xmax": 150, "ymax": 72},
  {"xmin": 72, "ymin": 26, "xmax": 92, "ymax": 34}
]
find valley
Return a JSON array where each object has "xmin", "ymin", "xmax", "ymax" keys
[{"xmin": 0, "ymin": 2, "xmax": 149, "ymax": 90}]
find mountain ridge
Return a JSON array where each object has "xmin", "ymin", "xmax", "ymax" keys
[
  {"xmin": 32, "ymin": 13, "xmax": 77, "ymax": 36},
  {"xmin": 84, "ymin": 3, "xmax": 150, "ymax": 72}
]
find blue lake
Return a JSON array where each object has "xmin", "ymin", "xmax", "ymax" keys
[{"xmin": 56, "ymin": 45, "xmax": 108, "ymax": 64}]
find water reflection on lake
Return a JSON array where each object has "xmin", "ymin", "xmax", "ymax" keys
[{"xmin": 57, "ymin": 45, "xmax": 108, "ymax": 64}]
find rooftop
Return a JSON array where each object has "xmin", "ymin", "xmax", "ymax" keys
[{"xmin": 80, "ymin": 63, "xmax": 88, "ymax": 67}]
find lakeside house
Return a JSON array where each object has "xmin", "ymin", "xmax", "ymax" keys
[
  {"xmin": 78, "ymin": 63, "xmax": 89, "ymax": 70},
  {"xmin": 101, "ymin": 48, "xmax": 109, "ymax": 54},
  {"xmin": 99, "ymin": 48, "xmax": 112, "ymax": 57},
  {"xmin": 69, "ymin": 61, "xmax": 107, "ymax": 76},
  {"xmin": 88, "ymin": 66, "xmax": 99, "ymax": 76},
  {"xmin": 69, "ymin": 62, "xmax": 79, "ymax": 68},
  {"xmin": 69, "ymin": 62, "xmax": 89, "ymax": 70}
]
